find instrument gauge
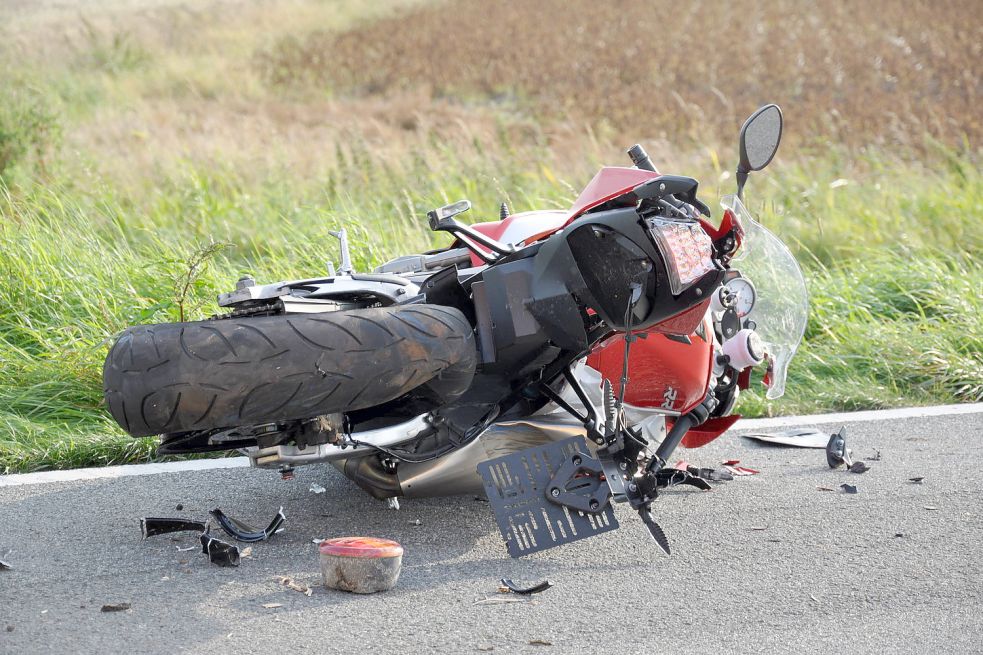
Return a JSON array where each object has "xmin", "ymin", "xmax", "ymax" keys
[{"xmin": 725, "ymin": 277, "xmax": 756, "ymax": 317}]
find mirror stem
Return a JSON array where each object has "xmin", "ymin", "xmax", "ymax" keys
[{"xmin": 735, "ymin": 168, "xmax": 749, "ymax": 201}]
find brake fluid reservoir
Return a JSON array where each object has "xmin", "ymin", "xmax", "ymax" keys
[{"xmin": 722, "ymin": 328, "xmax": 764, "ymax": 371}]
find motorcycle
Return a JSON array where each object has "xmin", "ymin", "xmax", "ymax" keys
[{"xmin": 103, "ymin": 105, "xmax": 808, "ymax": 557}]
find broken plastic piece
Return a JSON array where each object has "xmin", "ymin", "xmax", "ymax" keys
[
  {"xmin": 309, "ymin": 483, "xmax": 326, "ymax": 494},
  {"xmin": 721, "ymin": 460, "xmax": 759, "ymax": 476},
  {"xmin": 840, "ymin": 483, "xmax": 858, "ymax": 494},
  {"xmin": 100, "ymin": 603, "xmax": 131, "ymax": 612},
  {"xmin": 848, "ymin": 461, "xmax": 870, "ymax": 474},
  {"xmin": 141, "ymin": 517, "xmax": 208, "ymax": 539},
  {"xmin": 908, "ymin": 477, "xmax": 925, "ymax": 484},
  {"xmin": 743, "ymin": 428, "xmax": 830, "ymax": 448},
  {"xmin": 500, "ymin": 578, "xmax": 553, "ymax": 595},
  {"xmin": 826, "ymin": 427, "xmax": 853, "ymax": 468},
  {"xmin": 0, "ymin": 549, "xmax": 11, "ymax": 571},
  {"xmin": 199, "ymin": 531, "xmax": 241, "ymax": 567},
  {"xmin": 210, "ymin": 506, "xmax": 286, "ymax": 543}
]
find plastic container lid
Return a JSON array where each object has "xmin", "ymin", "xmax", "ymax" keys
[{"xmin": 319, "ymin": 537, "xmax": 403, "ymax": 559}]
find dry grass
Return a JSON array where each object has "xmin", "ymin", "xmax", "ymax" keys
[{"xmin": 261, "ymin": 0, "xmax": 982, "ymax": 152}]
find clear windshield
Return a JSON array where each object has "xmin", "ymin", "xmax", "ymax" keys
[{"xmin": 722, "ymin": 195, "xmax": 808, "ymax": 399}]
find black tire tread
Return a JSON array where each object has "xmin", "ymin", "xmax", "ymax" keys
[{"xmin": 103, "ymin": 305, "xmax": 476, "ymax": 437}]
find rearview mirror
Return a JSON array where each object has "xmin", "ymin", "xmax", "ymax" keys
[{"xmin": 736, "ymin": 104, "xmax": 782, "ymax": 199}]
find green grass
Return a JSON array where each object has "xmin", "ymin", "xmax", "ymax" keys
[
  {"xmin": 0, "ymin": 0, "xmax": 980, "ymax": 473},
  {"xmin": 1, "ymin": 141, "xmax": 981, "ymax": 473}
]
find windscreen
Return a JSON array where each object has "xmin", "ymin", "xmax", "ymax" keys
[{"xmin": 723, "ymin": 195, "xmax": 808, "ymax": 399}]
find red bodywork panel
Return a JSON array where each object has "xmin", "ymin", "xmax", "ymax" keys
[
  {"xmin": 586, "ymin": 317, "xmax": 714, "ymax": 416},
  {"xmin": 465, "ymin": 166, "xmax": 661, "ymax": 266},
  {"xmin": 564, "ymin": 166, "xmax": 660, "ymax": 225},
  {"xmin": 679, "ymin": 415, "xmax": 740, "ymax": 448}
]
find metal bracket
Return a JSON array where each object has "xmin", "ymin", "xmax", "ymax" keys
[{"xmin": 546, "ymin": 451, "xmax": 610, "ymax": 514}]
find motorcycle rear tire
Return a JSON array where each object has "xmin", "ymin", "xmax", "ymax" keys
[{"xmin": 103, "ymin": 305, "xmax": 476, "ymax": 437}]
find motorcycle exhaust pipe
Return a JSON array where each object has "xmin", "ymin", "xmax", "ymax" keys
[{"xmin": 333, "ymin": 417, "xmax": 589, "ymax": 499}]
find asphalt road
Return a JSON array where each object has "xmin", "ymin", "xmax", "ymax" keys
[{"xmin": 1, "ymin": 412, "xmax": 981, "ymax": 654}]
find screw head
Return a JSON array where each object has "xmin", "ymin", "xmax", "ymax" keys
[
  {"xmin": 550, "ymin": 488, "xmax": 560, "ymax": 498},
  {"xmin": 619, "ymin": 461, "xmax": 628, "ymax": 470},
  {"xmin": 628, "ymin": 482, "xmax": 638, "ymax": 492},
  {"xmin": 589, "ymin": 499, "xmax": 600, "ymax": 510}
]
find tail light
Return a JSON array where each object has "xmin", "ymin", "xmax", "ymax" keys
[{"xmin": 645, "ymin": 217, "xmax": 716, "ymax": 295}]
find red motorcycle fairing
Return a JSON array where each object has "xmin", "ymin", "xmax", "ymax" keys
[
  {"xmin": 586, "ymin": 316, "xmax": 714, "ymax": 416},
  {"xmin": 464, "ymin": 166, "xmax": 662, "ymax": 267}
]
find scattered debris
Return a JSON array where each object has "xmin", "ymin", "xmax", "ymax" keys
[
  {"xmin": 175, "ymin": 504, "xmax": 184, "ymax": 511},
  {"xmin": 840, "ymin": 483, "xmax": 858, "ymax": 494},
  {"xmin": 387, "ymin": 497, "xmax": 401, "ymax": 510},
  {"xmin": 826, "ymin": 428, "xmax": 853, "ymax": 468},
  {"xmin": 817, "ymin": 486, "xmax": 835, "ymax": 492},
  {"xmin": 473, "ymin": 595, "xmax": 531, "ymax": 606},
  {"xmin": 175, "ymin": 545, "xmax": 197, "ymax": 553},
  {"xmin": 923, "ymin": 506, "xmax": 939, "ymax": 511},
  {"xmin": 5, "ymin": 625, "xmax": 13, "ymax": 632},
  {"xmin": 749, "ymin": 526, "xmax": 767, "ymax": 531},
  {"xmin": 140, "ymin": 517, "xmax": 208, "ymax": 539},
  {"xmin": 528, "ymin": 640, "xmax": 553, "ymax": 647},
  {"xmin": 100, "ymin": 603, "xmax": 131, "ymax": 612},
  {"xmin": 277, "ymin": 576, "xmax": 313, "ymax": 597},
  {"xmin": 675, "ymin": 461, "xmax": 733, "ymax": 482},
  {"xmin": 848, "ymin": 462, "xmax": 871, "ymax": 474},
  {"xmin": 895, "ymin": 533, "xmax": 904, "ymax": 538},
  {"xmin": 865, "ymin": 449, "xmax": 881, "ymax": 462},
  {"xmin": 477, "ymin": 646, "xmax": 495, "ymax": 652},
  {"xmin": 309, "ymin": 483, "xmax": 326, "ymax": 494},
  {"xmin": 908, "ymin": 477, "xmax": 925, "ymax": 484},
  {"xmin": 0, "ymin": 549, "xmax": 11, "ymax": 571},
  {"xmin": 312, "ymin": 538, "xmax": 325, "ymax": 545},
  {"xmin": 261, "ymin": 603, "xmax": 283, "ymax": 609},
  {"xmin": 743, "ymin": 428, "xmax": 830, "ymax": 448},
  {"xmin": 809, "ymin": 594, "xmax": 819, "ymax": 602},
  {"xmin": 721, "ymin": 460, "xmax": 759, "ymax": 476},
  {"xmin": 499, "ymin": 578, "xmax": 552, "ymax": 595},
  {"xmin": 409, "ymin": 519, "xmax": 422, "ymax": 526},
  {"xmin": 210, "ymin": 507, "xmax": 286, "ymax": 543},
  {"xmin": 199, "ymin": 532, "xmax": 241, "ymax": 567},
  {"xmin": 240, "ymin": 547, "xmax": 253, "ymax": 558}
]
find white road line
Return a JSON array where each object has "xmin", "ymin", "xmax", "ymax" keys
[
  {"xmin": 0, "ymin": 456, "xmax": 249, "ymax": 487},
  {"xmin": 731, "ymin": 402, "xmax": 983, "ymax": 430},
  {"xmin": 1, "ymin": 403, "xmax": 981, "ymax": 487}
]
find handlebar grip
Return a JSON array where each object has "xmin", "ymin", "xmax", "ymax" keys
[{"xmin": 627, "ymin": 144, "xmax": 656, "ymax": 172}]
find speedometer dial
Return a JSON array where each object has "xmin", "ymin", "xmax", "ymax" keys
[{"xmin": 725, "ymin": 277, "xmax": 756, "ymax": 317}]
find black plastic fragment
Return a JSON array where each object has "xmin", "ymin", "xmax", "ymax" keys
[
  {"xmin": 209, "ymin": 506, "xmax": 286, "ymax": 543},
  {"xmin": 0, "ymin": 550, "xmax": 11, "ymax": 571},
  {"xmin": 840, "ymin": 483, "xmax": 858, "ymax": 494},
  {"xmin": 199, "ymin": 531, "xmax": 241, "ymax": 567},
  {"xmin": 848, "ymin": 462, "xmax": 870, "ymax": 474},
  {"xmin": 826, "ymin": 427, "xmax": 852, "ymax": 469},
  {"xmin": 140, "ymin": 517, "xmax": 208, "ymax": 539},
  {"xmin": 500, "ymin": 578, "xmax": 553, "ymax": 595},
  {"xmin": 100, "ymin": 603, "xmax": 131, "ymax": 612}
]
